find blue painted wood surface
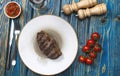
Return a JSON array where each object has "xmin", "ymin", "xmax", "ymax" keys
[{"xmin": 0, "ymin": 0, "xmax": 120, "ymax": 76}]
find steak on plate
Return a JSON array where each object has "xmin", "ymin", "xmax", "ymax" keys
[{"xmin": 36, "ymin": 31, "xmax": 62, "ymax": 59}]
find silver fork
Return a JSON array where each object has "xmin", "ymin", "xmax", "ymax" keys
[{"xmin": 12, "ymin": 20, "xmax": 21, "ymax": 67}]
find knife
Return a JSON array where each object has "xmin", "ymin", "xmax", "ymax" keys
[{"xmin": 6, "ymin": 20, "xmax": 14, "ymax": 70}]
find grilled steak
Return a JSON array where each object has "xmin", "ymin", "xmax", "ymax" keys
[{"xmin": 36, "ymin": 31, "xmax": 62, "ymax": 59}]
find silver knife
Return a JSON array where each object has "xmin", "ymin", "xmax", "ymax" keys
[{"xmin": 6, "ymin": 19, "xmax": 14, "ymax": 70}]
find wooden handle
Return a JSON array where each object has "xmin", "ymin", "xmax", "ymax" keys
[
  {"xmin": 78, "ymin": 3, "xmax": 107, "ymax": 19},
  {"xmin": 62, "ymin": 0, "xmax": 97, "ymax": 15}
]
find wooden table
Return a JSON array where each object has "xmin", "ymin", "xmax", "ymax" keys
[{"xmin": 0, "ymin": 0, "xmax": 120, "ymax": 76}]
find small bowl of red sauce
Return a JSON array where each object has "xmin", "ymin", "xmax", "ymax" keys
[{"xmin": 4, "ymin": 1, "xmax": 21, "ymax": 19}]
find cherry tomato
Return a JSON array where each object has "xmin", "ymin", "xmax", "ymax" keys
[
  {"xmin": 79, "ymin": 55, "xmax": 86, "ymax": 63},
  {"xmin": 82, "ymin": 45, "xmax": 90, "ymax": 53},
  {"xmin": 89, "ymin": 52, "xmax": 97, "ymax": 58},
  {"xmin": 87, "ymin": 39, "xmax": 95, "ymax": 48},
  {"xmin": 94, "ymin": 43, "xmax": 102, "ymax": 52},
  {"xmin": 85, "ymin": 57, "xmax": 93, "ymax": 65},
  {"xmin": 91, "ymin": 32, "xmax": 100, "ymax": 41}
]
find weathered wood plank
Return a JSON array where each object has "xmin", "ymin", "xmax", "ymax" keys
[
  {"xmin": 5, "ymin": 16, "xmax": 21, "ymax": 76},
  {"xmin": 69, "ymin": 0, "xmax": 87, "ymax": 76},
  {"xmin": 0, "ymin": 0, "xmax": 11, "ymax": 76},
  {"xmin": 18, "ymin": 0, "xmax": 34, "ymax": 76},
  {"xmin": 85, "ymin": 0, "xmax": 120, "ymax": 76},
  {"xmin": 105, "ymin": 0, "xmax": 120, "ymax": 76},
  {"xmin": 77, "ymin": 19, "xmax": 90, "ymax": 76},
  {"xmin": 57, "ymin": 0, "xmax": 81, "ymax": 76},
  {"xmin": 5, "ymin": 0, "xmax": 33, "ymax": 76},
  {"xmin": 84, "ymin": 3, "xmax": 108, "ymax": 76},
  {"xmin": 18, "ymin": 0, "xmax": 30, "ymax": 75},
  {"xmin": 57, "ymin": 0, "xmax": 73, "ymax": 76},
  {"xmin": 76, "ymin": 0, "xmax": 91, "ymax": 75}
]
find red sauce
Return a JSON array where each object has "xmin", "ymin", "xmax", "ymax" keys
[{"xmin": 5, "ymin": 2, "xmax": 20, "ymax": 17}]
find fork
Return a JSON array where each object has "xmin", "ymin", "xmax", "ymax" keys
[{"xmin": 12, "ymin": 20, "xmax": 21, "ymax": 67}]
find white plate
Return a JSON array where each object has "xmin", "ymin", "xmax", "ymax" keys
[{"xmin": 18, "ymin": 15, "xmax": 78, "ymax": 75}]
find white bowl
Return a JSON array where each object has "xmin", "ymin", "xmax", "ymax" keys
[
  {"xmin": 18, "ymin": 15, "xmax": 78, "ymax": 75},
  {"xmin": 4, "ymin": 1, "xmax": 21, "ymax": 19}
]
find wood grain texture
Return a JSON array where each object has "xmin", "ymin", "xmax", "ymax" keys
[
  {"xmin": 0, "ymin": 0, "xmax": 10, "ymax": 76},
  {"xmin": 0, "ymin": 0, "xmax": 119, "ymax": 76}
]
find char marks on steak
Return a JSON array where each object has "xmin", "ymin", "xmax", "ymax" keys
[{"xmin": 36, "ymin": 31, "xmax": 62, "ymax": 59}]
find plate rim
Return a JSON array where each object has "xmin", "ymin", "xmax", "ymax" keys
[{"xmin": 18, "ymin": 15, "xmax": 78, "ymax": 75}]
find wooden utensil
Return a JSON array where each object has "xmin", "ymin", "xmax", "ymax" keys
[
  {"xmin": 62, "ymin": 0, "xmax": 97, "ymax": 15},
  {"xmin": 77, "ymin": 3, "xmax": 107, "ymax": 19}
]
